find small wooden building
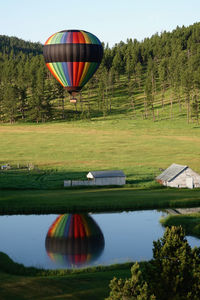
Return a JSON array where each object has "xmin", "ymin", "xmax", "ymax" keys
[
  {"xmin": 1, "ymin": 163, "xmax": 11, "ymax": 170},
  {"xmin": 156, "ymin": 163, "xmax": 200, "ymax": 189},
  {"xmin": 87, "ymin": 170, "xmax": 126, "ymax": 186}
]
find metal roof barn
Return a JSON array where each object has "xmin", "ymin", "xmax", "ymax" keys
[
  {"xmin": 87, "ymin": 170, "xmax": 126, "ymax": 186},
  {"xmin": 156, "ymin": 163, "xmax": 200, "ymax": 189}
]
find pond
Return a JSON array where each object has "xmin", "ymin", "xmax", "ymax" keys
[{"xmin": 0, "ymin": 210, "xmax": 199, "ymax": 270}]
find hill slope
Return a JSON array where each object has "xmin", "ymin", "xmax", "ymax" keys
[{"xmin": 0, "ymin": 35, "xmax": 42, "ymax": 55}]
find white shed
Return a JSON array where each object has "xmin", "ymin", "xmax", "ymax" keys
[
  {"xmin": 87, "ymin": 170, "xmax": 126, "ymax": 186},
  {"xmin": 156, "ymin": 163, "xmax": 200, "ymax": 189}
]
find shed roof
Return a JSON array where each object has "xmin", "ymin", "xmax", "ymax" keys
[
  {"xmin": 156, "ymin": 163, "xmax": 188, "ymax": 182},
  {"xmin": 87, "ymin": 170, "xmax": 125, "ymax": 178}
]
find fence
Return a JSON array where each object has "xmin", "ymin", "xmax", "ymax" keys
[{"xmin": 64, "ymin": 180, "xmax": 95, "ymax": 187}]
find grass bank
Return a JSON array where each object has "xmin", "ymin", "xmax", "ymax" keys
[
  {"xmin": 0, "ymin": 266, "xmax": 130, "ymax": 300},
  {"xmin": 0, "ymin": 252, "xmax": 132, "ymax": 300},
  {"xmin": 1, "ymin": 187, "xmax": 200, "ymax": 214},
  {"xmin": 160, "ymin": 213, "xmax": 200, "ymax": 238}
]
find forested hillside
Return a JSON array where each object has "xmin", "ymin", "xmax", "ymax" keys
[
  {"xmin": 0, "ymin": 35, "xmax": 42, "ymax": 55},
  {"xmin": 0, "ymin": 22, "xmax": 200, "ymax": 123}
]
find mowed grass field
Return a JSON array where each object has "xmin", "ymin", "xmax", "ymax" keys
[{"xmin": 0, "ymin": 116, "xmax": 200, "ymax": 189}]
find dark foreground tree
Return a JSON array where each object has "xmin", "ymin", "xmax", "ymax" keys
[
  {"xmin": 152, "ymin": 226, "xmax": 200, "ymax": 300},
  {"xmin": 106, "ymin": 262, "xmax": 156, "ymax": 300},
  {"xmin": 106, "ymin": 226, "xmax": 200, "ymax": 300}
]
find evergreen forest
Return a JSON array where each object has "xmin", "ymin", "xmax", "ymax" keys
[{"xmin": 1, "ymin": 22, "xmax": 200, "ymax": 123}]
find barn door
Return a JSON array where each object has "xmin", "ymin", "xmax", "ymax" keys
[{"xmin": 186, "ymin": 177, "xmax": 194, "ymax": 189}]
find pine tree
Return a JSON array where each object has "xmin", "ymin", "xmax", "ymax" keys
[
  {"xmin": 158, "ymin": 58, "xmax": 168, "ymax": 109},
  {"xmin": 107, "ymin": 226, "xmax": 200, "ymax": 300},
  {"xmin": 2, "ymin": 84, "xmax": 19, "ymax": 123},
  {"xmin": 191, "ymin": 94, "xmax": 200, "ymax": 124},
  {"xmin": 152, "ymin": 226, "xmax": 200, "ymax": 300},
  {"xmin": 106, "ymin": 262, "xmax": 156, "ymax": 300},
  {"xmin": 144, "ymin": 73, "xmax": 155, "ymax": 121}
]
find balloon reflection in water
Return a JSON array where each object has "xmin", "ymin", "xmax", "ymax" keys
[{"xmin": 45, "ymin": 214, "xmax": 105, "ymax": 267}]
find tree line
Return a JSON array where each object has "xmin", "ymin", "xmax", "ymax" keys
[{"xmin": 0, "ymin": 22, "xmax": 200, "ymax": 123}]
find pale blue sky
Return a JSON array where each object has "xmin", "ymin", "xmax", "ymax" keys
[{"xmin": 1, "ymin": 0, "xmax": 200, "ymax": 46}]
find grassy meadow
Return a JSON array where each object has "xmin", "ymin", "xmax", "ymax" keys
[{"xmin": 1, "ymin": 116, "xmax": 200, "ymax": 189}]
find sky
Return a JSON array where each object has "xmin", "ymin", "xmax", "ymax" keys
[{"xmin": 1, "ymin": 0, "xmax": 200, "ymax": 47}]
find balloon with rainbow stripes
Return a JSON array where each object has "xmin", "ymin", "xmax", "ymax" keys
[
  {"xmin": 43, "ymin": 30, "xmax": 103, "ymax": 103},
  {"xmin": 45, "ymin": 214, "xmax": 105, "ymax": 267}
]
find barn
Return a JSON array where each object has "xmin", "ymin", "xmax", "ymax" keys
[
  {"xmin": 156, "ymin": 163, "xmax": 200, "ymax": 189},
  {"xmin": 87, "ymin": 170, "xmax": 126, "ymax": 186}
]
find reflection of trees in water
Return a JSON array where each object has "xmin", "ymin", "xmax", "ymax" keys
[{"xmin": 45, "ymin": 214, "xmax": 105, "ymax": 267}]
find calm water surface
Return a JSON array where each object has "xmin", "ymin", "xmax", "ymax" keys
[{"xmin": 0, "ymin": 210, "xmax": 199, "ymax": 269}]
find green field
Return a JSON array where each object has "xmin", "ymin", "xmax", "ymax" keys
[
  {"xmin": 1, "ymin": 116, "xmax": 200, "ymax": 214},
  {"xmin": 1, "ymin": 116, "xmax": 200, "ymax": 190}
]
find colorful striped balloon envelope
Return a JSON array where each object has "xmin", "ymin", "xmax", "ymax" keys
[
  {"xmin": 43, "ymin": 30, "xmax": 103, "ymax": 96},
  {"xmin": 45, "ymin": 214, "xmax": 105, "ymax": 267}
]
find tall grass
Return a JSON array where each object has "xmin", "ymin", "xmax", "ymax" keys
[{"xmin": 1, "ymin": 188, "xmax": 200, "ymax": 214}]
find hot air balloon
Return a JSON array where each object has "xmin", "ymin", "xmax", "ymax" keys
[
  {"xmin": 45, "ymin": 214, "xmax": 105, "ymax": 267},
  {"xmin": 43, "ymin": 30, "xmax": 103, "ymax": 103}
]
